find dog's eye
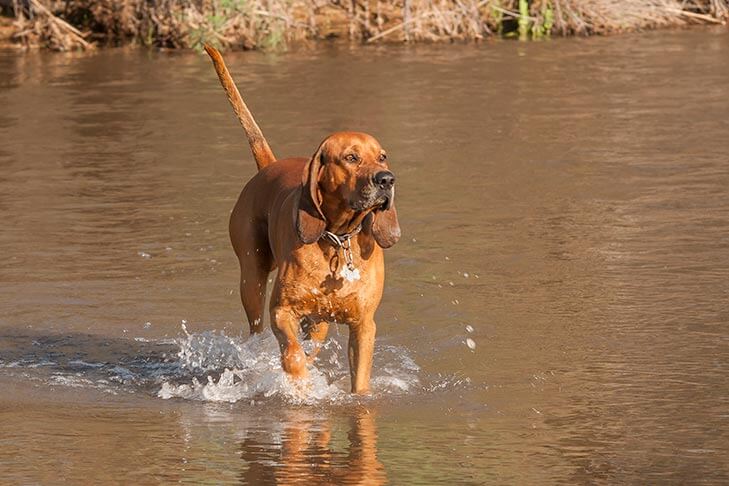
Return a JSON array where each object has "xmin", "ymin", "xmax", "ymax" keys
[
  {"xmin": 345, "ymin": 154, "xmax": 359, "ymax": 163},
  {"xmin": 378, "ymin": 153, "xmax": 387, "ymax": 162}
]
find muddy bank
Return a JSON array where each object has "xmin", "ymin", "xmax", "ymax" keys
[{"xmin": 1, "ymin": 0, "xmax": 728, "ymax": 51}]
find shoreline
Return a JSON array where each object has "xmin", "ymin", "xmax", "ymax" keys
[
  {"xmin": 1, "ymin": 1, "xmax": 727, "ymax": 52},
  {"xmin": 1, "ymin": 24, "xmax": 726, "ymax": 52}
]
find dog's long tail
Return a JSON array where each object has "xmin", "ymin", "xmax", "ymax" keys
[{"xmin": 203, "ymin": 44, "xmax": 276, "ymax": 171}]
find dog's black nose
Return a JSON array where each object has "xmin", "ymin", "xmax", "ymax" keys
[{"xmin": 373, "ymin": 171, "xmax": 395, "ymax": 190}]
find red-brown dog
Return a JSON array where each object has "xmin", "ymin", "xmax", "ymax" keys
[{"xmin": 204, "ymin": 45, "xmax": 400, "ymax": 394}]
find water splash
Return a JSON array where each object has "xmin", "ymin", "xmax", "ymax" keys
[{"xmin": 157, "ymin": 325, "xmax": 422, "ymax": 404}]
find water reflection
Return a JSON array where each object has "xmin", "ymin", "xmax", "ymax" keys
[
  {"xmin": 238, "ymin": 408, "xmax": 386, "ymax": 485},
  {"xmin": 171, "ymin": 402, "xmax": 387, "ymax": 485}
]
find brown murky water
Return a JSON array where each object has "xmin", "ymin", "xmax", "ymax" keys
[{"xmin": 2, "ymin": 29, "xmax": 729, "ymax": 484}]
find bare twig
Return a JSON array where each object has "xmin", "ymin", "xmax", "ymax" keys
[
  {"xmin": 665, "ymin": 7, "xmax": 725, "ymax": 23},
  {"xmin": 30, "ymin": 0, "xmax": 92, "ymax": 46}
]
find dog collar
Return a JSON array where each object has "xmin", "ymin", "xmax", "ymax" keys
[
  {"xmin": 321, "ymin": 225, "xmax": 361, "ymax": 248},
  {"xmin": 321, "ymin": 225, "xmax": 362, "ymax": 274}
]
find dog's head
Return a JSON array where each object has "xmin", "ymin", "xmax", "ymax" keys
[{"xmin": 296, "ymin": 131, "xmax": 400, "ymax": 248}]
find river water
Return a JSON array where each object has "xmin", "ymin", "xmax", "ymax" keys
[{"xmin": 1, "ymin": 29, "xmax": 728, "ymax": 484}]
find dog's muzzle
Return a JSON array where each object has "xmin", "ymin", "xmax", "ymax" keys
[
  {"xmin": 373, "ymin": 171, "xmax": 395, "ymax": 210},
  {"xmin": 352, "ymin": 171, "xmax": 396, "ymax": 211}
]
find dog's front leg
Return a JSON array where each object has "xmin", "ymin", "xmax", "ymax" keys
[
  {"xmin": 348, "ymin": 317, "xmax": 376, "ymax": 394},
  {"xmin": 271, "ymin": 306, "xmax": 308, "ymax": 378}
]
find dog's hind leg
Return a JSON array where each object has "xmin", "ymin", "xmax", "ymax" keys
[
  {"xmin": 303, "ymin": 319, "xmax": 330, "ymax": 363},
  {"xmin": 238, "ymin": 257, "xmax": 271, "ymax": 334},
  {"xmin": 231, "ymin": 215, "xmax": 273, "ymax": 335}
]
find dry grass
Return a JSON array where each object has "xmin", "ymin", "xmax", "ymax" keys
[{"xmin": 4, "ymin": 0, "xmax": 728, "ymax": 51}]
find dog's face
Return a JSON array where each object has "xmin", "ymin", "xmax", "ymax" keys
[
  {"xmin": 296, "ymin": 131, "xmax": 401, "ymax": 248},
  {"xmin": 318, "ymin": 132, "xmax": 395, "ymax": 213}
]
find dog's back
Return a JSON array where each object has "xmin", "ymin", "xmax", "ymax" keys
[{"xmin": 229, "ymin": 158, "xmax": 307, "ymax": 259}]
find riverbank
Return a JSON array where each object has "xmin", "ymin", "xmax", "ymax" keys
[{"xmin": 1, "ymin": 0, "xmax": 727, "ymax": 51}]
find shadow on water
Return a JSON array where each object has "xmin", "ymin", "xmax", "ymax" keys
[{"xmin": 0, "ymin": 329, "xmax": 179, "ymax": 392}]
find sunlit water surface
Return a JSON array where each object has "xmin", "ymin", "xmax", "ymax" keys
[{"xmin": 1, "ymin": 29, "xmax": 729, "ymax": 484}]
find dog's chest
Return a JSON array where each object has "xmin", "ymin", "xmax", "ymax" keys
[
  {"xmin": 296, "ymin": 284, "xmax": 365, "ymax": 324},
  {"xmin": 279, "ymin": 255, "xmax": 380, "ymax": 323}
]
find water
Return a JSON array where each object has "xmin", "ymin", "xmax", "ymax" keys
[{"xmin": 1, "ymin": 29, "xmax": 729, "ymax": 483}]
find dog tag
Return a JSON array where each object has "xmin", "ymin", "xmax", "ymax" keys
[{"xmin": 339, "ymin": 265, "xmax": 361, "ymax": 282}]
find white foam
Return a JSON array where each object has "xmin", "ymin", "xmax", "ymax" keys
[
  {"xmin": 68, "ymin": 359, "xmax": 105, "ymax": 368},
  {"xmin": 49, "ymin": 374, "xmax": 95, "ymax": 388}
]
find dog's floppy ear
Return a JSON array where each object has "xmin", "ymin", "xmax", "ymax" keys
[
  {"xmin": 295, "ymin": 143, "xmax": 327, "ymax": 243},
  {"xmin": 364, "ymin": 195, "xmax": 401, "ymax": 249}
]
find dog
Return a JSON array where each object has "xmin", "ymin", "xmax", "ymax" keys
[{"xmin": 204, "ymin": 45, "xmax": 400, "ymax": 394}]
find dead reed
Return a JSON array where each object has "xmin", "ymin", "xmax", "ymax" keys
[{"xmin": 4, "ymin": 0, "xmax": 728, "ymax": 51}]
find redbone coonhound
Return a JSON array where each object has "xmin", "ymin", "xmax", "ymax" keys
[{"xmin": 204, "ymin": 45, "xmax": 401, "ymax": 394}]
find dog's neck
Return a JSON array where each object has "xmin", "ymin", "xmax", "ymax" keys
[{"xmin": 319, "ymin": 196, "xmax": 369, "ymax": 236}]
